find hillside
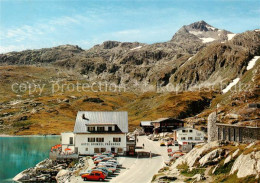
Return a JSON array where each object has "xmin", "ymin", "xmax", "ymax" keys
[
  {"xmin": 152, "ymin": 141, "xmax": 260, "ymax": 183},
  {"xmin": 0, "ymin": 20, "xmax": 259, "ymax": 135}
]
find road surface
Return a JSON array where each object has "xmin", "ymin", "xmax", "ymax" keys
[{"xmin": 72, "ymin": 136, "xmax": 168, "ymax": 183}]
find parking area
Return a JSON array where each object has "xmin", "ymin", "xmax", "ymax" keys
[{"xmin": 72, "ymin": 136, "xmax": 168, "ymax": 183}]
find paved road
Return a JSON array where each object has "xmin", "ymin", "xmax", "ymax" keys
[{"xmin": 73, "ymin": 136, "xmax": 168, "ymax": 183}]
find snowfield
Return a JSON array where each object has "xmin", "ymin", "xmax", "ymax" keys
[
  {"xmin": 200, "ymin": 37, "xmax": 216, "ymax": 43},
  {"xmin": 222, "ymin": 78, "xmax": 240, "ymax": 93},
  {"xmin": 227, "ymin": 33, "xmax": 236, "ymax": 40},
  {"xmin": 189, "ymin": 31, "xmax": 202, "ymax": 36},
  {"xmin": 130, "ymin": 46, "xmax": 142, "ymax": 51},
  {"xmin": 246, "ymin": 56, "xmax": 260, "ymax": 70}
]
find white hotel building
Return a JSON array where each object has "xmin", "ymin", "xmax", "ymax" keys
[
  {"xmin": 61, "ymin": 111, "xmax": 128, "ymax": 155},
  {"xmin": 173, "ymin": 127, "xmax": 205, "ymax": 145}
]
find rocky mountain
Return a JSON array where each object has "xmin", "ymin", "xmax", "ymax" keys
[
  {"xmin": 0, "ymin": 20, "xmax": 259, "ymax": 91},
  {"xmin": 0, "ymin": 21, "xmax": 259, "ymax": 135},
  {"xmin": 171, "ymin": 20, "xmax": 232, "ymax": 44}
]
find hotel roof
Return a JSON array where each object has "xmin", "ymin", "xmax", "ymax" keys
[{"xmin": 74, "ymin": 111, "xmax": 128, "ymax": 133}]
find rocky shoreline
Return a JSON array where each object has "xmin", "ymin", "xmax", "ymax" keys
[{"xmin": 13, "ymin": 157, "xmax": 90, "ymax": 183}]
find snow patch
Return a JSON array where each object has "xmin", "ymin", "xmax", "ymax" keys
[
  {"xmin": 189, "ymin": 31, "xmax": 203, "ymax": 36},
  {"xmin": 130, "ymin": 46, "xmax": 142, "ymax": 51},
  {"xmin": 222, "ymin": 78, "xmax": 240, "ymax": 93},
  {"xmin": 200, "ymin": 37, "xmax": 216, "ymax": 43},
  {"xmin": 227, "ymin": 34, "xmax": 236, "ymax": 40},
  {"xmin": 246, "ymin": 56, "xmax": 260, "ymax": 70},
  {"xmin": 206, "ymin": 25, "xmax": 216, "ymax": 31}
]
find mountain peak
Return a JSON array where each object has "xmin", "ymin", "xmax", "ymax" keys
[
  {"xmin": 188, "ymin": 20, "xmax": 215, "ymax": 32},
  {"xmin": 171, "ymin": 20, "xmax": 232, "ymax": 44}
]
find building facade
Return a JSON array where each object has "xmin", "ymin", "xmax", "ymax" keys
[
  {"xmin": 61, "ymin": 111, "xmax": 128, "ymax": 155},
  {"xmin": 173, "ymin": 127, "xmax": 205, "ymax": 146},
  {"xmin": 140, "ymin": 121, "xmax": 154, "ymax": 134},
  {"xmin": 151, "ymin": 118, "xmax": 184, "ymax": 133}
]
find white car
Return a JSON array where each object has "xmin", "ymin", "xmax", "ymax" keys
[{"xmin": 107, "ymin": 160, "xmax": 122, "ymax": 167}]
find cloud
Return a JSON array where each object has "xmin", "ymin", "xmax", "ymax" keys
[
  {"xmin": 1, "ymin": 14, "xmax": 93, "ymax": 44},
  {"xmin": 0, "ymin": 45, "xmax": 29, "ymax": 53}
]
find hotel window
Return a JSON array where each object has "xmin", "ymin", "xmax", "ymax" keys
[
  {"xmin": 108, "ymin": 126, "xmax": 112, "ymax": 131},
  {"xmin": 189, "ymin": 130, "xmax": 193, "ymax": 133},
  {"xmin": 96, "ymin": 138, "xmax": 104, "ymax": 142},
  {"xmin": 113, "ymin": 137, "xmax": 121, "ymax": 142},
  {"xmin": 188, "ymin": 137, "xmax": 193, "ymax": 140},
  {"xmin": 182, "ymin": 130, "xmax": 188, "ymax": 133},
  {"xmin": 181, "ymin": 137, "xmax": 186, "ymax": 140},
  {"xmin": 97, "ymin": 127, "xmax": 105, "ymax": 132},
  {"xmin": 101, "ymin": 148, "xmax": 106, "ymax": 152},
  {"xmin": 94, "ymin": 148, "xmax": 100, "ymax": 153},
  {"xmin": 88, "ymin": 138, "xmax": 95, "ymax": 142},
  {"xmin": 195, "ymin": 137, "xmax": 200, "ymax": 140},
  {"xmin": 85, "ymin": 148, "xmax": 88, "ymax": 151},
  {"xmin": 88, "ymin": 127, "xmax": 95, "ymax": 132},
  {"xmin": 69, "ymin": 137, "xmax": 73, "ymax": 144}
]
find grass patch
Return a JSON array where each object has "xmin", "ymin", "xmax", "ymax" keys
[
  {"xmin": 213, "ymin": 160, "xmax": 235, "ymax": 175},
  {"xmin": 214, "ymin": 173, "xmax": 258, "ymax": 183},
  {"xmin": 12, "ymin": 121, "xmax": 33, "ymax": 127},
  {"xmin": 177, "ymin": 162, "xmax": 206, "ymax": 177}
]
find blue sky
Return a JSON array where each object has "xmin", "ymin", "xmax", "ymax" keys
[{"xmin": 0, "ymin": 0, "xmax": 259, "ymax": 53}]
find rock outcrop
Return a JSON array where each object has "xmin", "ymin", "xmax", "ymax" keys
[
  {"xmin": 13, "ymin": 157, "xmax": 89, "ymax": 183},
  {"xmin": 199, "ymin": 148, "xmax": 223, "ymax": 166},
  {"xmin": 230, "ymin": 151, "xmax": 260, "ymax": 178}
]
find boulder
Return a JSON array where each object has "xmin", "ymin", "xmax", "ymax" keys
[
  {"xmin": 230, "ymin": 152, "xmax": 258, "ymax": 178},
  {"xmin": 224, "ymin": 148, "xmax": 240, "ymax": 165},
  {"xmin": 232, "ymin": 149, "xmax": 239, "ymax": 157},
  {"xmin": 199, "ymin": 148, "xmax": 223, "ymax": 166},
  {"xmin": 224, "ymin": 154, "xmax": 232, "ymax": 165},
  {"xmin": 192, "ymin": 173, "xmax": 205, "ymax": 181},
  {"xmin": 212, "ymin": 165, "xmax": 219, "ymax": 174},
  {"xmin": 62, "ymin": 98, "xmax": 70, "ymax": 103},
  {"xmin": 170, "ymin": 141, "xmax": 220, "ymax": 170},
  {"xmin": 56, "ymin": 169, "xmax": 71, "ymax": 183},
  {"xmin": 225, "ymin": 113, "xmax": 241, "ymax": 119}
]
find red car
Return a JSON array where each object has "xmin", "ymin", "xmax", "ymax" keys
[{"xmin": 81, "ymin": 171, "xmax": 106, "ymax": 181}]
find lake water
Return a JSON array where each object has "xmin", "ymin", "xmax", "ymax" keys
[{"xmin": 0, "ymin": 136, "xmax": 60, "ymax": 182}]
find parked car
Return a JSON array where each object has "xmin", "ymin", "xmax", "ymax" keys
[
  {"xmin": 92, "ymin": 153, "xmax": 102, "ymax": 160},
  {"xmin": 81, "ymin": 170, "xmax": 107, "ymax": 181},
  {"xmin": 160, "ymin": 141, "xmax": 166, "ymax": 146},
  {"xmin": 102, "ymin": 152, "xmax": 114, "ymax": 157},
  {"xmin": 98, "ymin": 163, "xmax": 117, "ymax": 172},
  {"xmin": 167, "ymin": 141, "xmax": 173, "ymax": 146},
  {"xmin": 152, "ymin": 137, "xmax": 159, "ymax": 141},
  {"xmin": 107, "ymin": 160, "xmax": 122, "ymax": 167},
  {"xmin": 93, "ymin": 167, "xmax": 113, "ymax": 176},
  {"xmin": 92, "ymin": 154, "xmax": 107, "ymax": 160}
]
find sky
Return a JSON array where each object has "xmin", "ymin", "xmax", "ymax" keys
[{"xmin": 0, "ymin": 0, "xmax": 260, "ymax": 53}]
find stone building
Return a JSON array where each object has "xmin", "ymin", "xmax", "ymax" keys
[
  {"xmin": 208, "ymin": 112, "xmax": 260, "ymax": 143},
  {"xmin": 216, "ymin": 123, "xmax": 260, "ymax": 143}
]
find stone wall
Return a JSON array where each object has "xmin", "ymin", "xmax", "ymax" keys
[{"xmin": 217, "ymin": 125, "xmax": 260, "ymax": 143}]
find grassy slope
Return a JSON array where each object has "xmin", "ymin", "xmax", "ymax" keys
[{"xmin": 0, "ymin": 66, "xmax": 213, "ymax": 135}]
